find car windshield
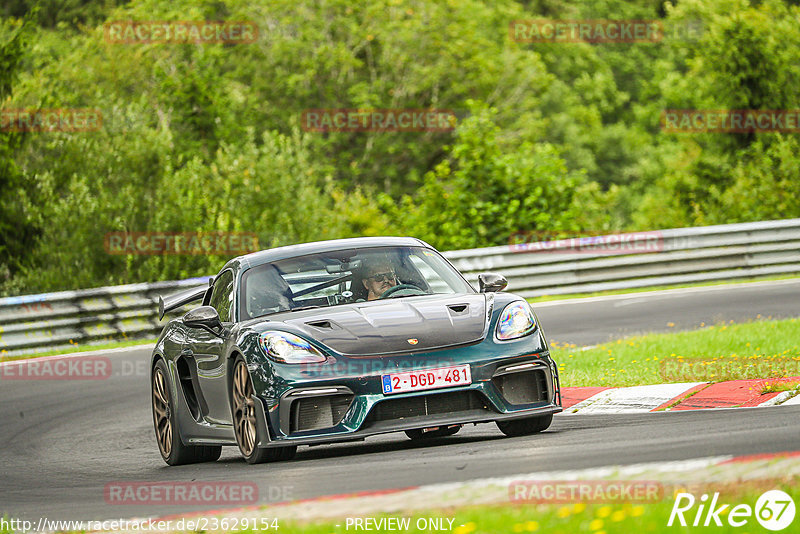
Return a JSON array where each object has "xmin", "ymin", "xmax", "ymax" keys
[{"xmin": 239, "ymin": 246, "xmax": 474, "ymax": 319}]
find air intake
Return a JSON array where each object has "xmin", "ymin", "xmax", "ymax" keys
[
  {"xmin": 365, "ymin": 391, "xmax": 488, "ymax": 424},
  {"xmin": 493, "ymin": 370, "xmax": 549, "ymax": 405},
  {"xmin": 291, "ymin": 394, "xmax": 353, "ymax": 433}
]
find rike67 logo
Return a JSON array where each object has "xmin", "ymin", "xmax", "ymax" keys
[{"xmin": 669, "ymin": 490, "xmax": 795, "ymax": 531}]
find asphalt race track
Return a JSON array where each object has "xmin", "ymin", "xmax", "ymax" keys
[
  {"xmin": 2, "ymin": 280, "xmax": 799, "ymax": 521},
  {"xmin": 535, "ymin": 278, "xmax": 800, "ymax": 346}
]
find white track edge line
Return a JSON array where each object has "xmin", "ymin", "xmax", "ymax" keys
[
  {"xmin": 0, "ymin": 343, "xmax": 154, "ymax": 367},
  {"xmin": 532, "ymin": 278, "xmax": 800, "ymax": 308}
]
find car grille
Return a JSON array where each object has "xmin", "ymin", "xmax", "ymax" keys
[
  {"xmin": 365, "ymin": 390, "xmax": 488, "ymax": 424},
  {"xmin": 492, "ymin": 369, "xmax": 550, "ymax": 405},
  {"xmin": 291, "ymin": 394, "xmax": 354, "ymax": 433}
]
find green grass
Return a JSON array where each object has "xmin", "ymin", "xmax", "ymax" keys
[
  {"xmin": 550, "ymin": 318, "xmax": 800, "ymax": 387},
  {"xmin": 0, "ymin": 337, "xmax": 156, "ymax": 362},
  {"xmin": 761, "ymin": 380, "xmax": 800, "ymax": 395},
  {"xmin": 527, "ymin": 274, "xmax": 800, "ymax": 303},
  {"xmin": 5, "ymin": 478, "xmax": 797, "ymax": 534},
  {"xmin": 4, "ymin": 307, "xmax": 800, "ymax": 395},
  {"xmin": 273, "ymin": 478, "xmax": 798, "ymax": 534}
]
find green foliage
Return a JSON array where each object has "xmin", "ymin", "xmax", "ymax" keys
[
  {"xmin": 553, "ymin": 317, "xmax": 800, "ymax": 387},
  {"xmin": 0, "ymin": 15, "xmax": 38, "ymax": 286},
  {"xmin": 633, "ymin": 0, "xmax": 800, "ymax": 227},
  {"xmin": 2, "ymin": 0, "xmax": 799, "ymax": 294},
  {"xmin": 389, "ymin": 105, "xmax": 611, "ymax": 250},
  {"xmin": 1, "ymin": 0, "xmax": 130, "ymax": 30},
  {"xmin": 719, "ymin": 136, "xmax": 800, "ymax": 222},
  {"xmin": 10, "ymin": 124, "xmax": 387, "ymax": 292}
]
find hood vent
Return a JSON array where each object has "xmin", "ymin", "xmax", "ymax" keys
[
  {"xmin": 305, "ymin": 319, "xmax": 335, "ymax": 330},
  {"xmin": 284, "ymin": 294, "xmax": 487, "ymax": 356},
  {"xmin": 447, "ymin": 304, "xmax": 468, "ymax": 315}
]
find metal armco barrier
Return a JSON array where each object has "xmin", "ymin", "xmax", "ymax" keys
[
  {"xmin": 446, "ymin": 218, "xmax": 800, "ymax": 298},
  {"xmin": 2, "ymin": 219, "xmax": 799, "ymax": 356},
  {"xmin": 0, "ymin": 278, "xmax": 210, "ymax": 356}
]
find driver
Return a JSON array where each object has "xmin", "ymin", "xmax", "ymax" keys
[{"xmin": 361, "ymin": 260, "xmax": 400, "ymax": 301}]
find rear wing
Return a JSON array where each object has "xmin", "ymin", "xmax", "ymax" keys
[{"xmin": 158, "ymin": 279, "xmax": 213, "ymax": 320}]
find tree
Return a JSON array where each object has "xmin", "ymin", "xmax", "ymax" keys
[
  {"xmin": 390, "ymin": 105, "xmax": 611, "ymax": 250},
  {"xmin": 0, "ymin": 16, "xmax": 37, "ymax": 292}
]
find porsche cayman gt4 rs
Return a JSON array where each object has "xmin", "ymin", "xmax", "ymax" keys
[{"xmin": 150, "ymin": 237, "xmax": 562, "ymax": 465}]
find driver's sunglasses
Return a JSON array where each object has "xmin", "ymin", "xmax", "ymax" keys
[{"xmin": 368, "ymin": 271, "xmax": 396, "ymax": 283}]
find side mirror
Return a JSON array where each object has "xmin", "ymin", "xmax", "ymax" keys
[
  {"xmin": 183, "ymin": 306, "xmax": 223, "ymax": 334},
  {"xmin": 478, "ymin": 273, "xmax": 508, "ymax": 293}
]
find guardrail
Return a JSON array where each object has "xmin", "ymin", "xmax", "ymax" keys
[
  {"xmin": 446, "ymin": 218, "xmax": 800, "ymax": 298},
  {"xmin": 0, "ymin": 278, "xmax": 210, "ymax": 356},
  {"xmin": 2, "ymin": 219, "xmax": 799, "ymax": 356}
]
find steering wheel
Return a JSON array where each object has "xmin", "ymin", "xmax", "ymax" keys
[
  {"xmin": 248, "ymin": 292, "xmax": 290, "ymax": 317},
  {"xmin": 379, "ymin": 283, "xmax": 426, "ymax": 299}
]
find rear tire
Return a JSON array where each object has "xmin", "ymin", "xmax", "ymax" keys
[
  {"xmin": 152, "ymin": 359, "xmax": 222, "ymax": 465},
  {"xmin": 496, "ymin": 414, "xmax": 553, "ymax": 437},
  {"xmin": 276, "ymin": 446, "xmax": 297, "ymax": 461},
  {"xmin": 405, "ymin": 425, "xmax": 461, "ymax": 440},
  {"xmin": 231, "ymin": 357, "xmax": 297, "ymax": 464}
]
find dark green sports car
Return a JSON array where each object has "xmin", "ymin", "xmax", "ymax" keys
[{"xmin": 150, "ymin": 237, "xmax": 562, "ymax": 465}]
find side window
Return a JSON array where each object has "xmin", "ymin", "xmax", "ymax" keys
[
  {"xmin": 409, "ymin": 253, "xmax": 450, "ymax": 293},
  {"xmin": 209, "ymin": 270, "xmax": 235, "ymax": 322}
]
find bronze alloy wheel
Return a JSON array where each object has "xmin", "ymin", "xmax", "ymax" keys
[
  {"xmin": 405, "ymin": 425, "xmax": 462, "ymax": 440},
  {"xmin": 230, "ymin": 357, "xmax": 297, "ymax": 464},
  {"xmin": 496, "ymin": 413, "xmax": 553, "ymax": 437},
  {"xmin": 151, "ymin": 359, "xmax": 222, "ymax": 465},
  {"xmin": 232, "ymin": 359, "xmax": 258, "ymax": 457},
  {"xmin": 152, "ymin": 365, "xmax": 172, "ymax": 457}
]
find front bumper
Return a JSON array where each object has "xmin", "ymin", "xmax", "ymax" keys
[{"xmin": 250, "ymin": 334, "xmax": 562, "ymax": 447}]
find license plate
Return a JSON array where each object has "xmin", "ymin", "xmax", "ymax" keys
[{"xmin": 381, "ymin": 364, "xmax": 471, "ymax": 395}]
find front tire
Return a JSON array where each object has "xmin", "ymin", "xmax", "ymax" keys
[
  {"xmin": 496, "ymin": 414, "xmax": 553, "ymax": 437},
  {"xmin": 151, "ymin": 359, "xmax": 222, "ymax": 465},
  {"xmin": 405, "ymin": 425, "xmax": 461, "ymax": 440},
  {"xmin": 231, "ymin": 357, "xmax": 297, "ymax": 464}
]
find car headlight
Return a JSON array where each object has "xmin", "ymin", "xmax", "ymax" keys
[
  {"xmin": 495, "ymin": 301, "xmax": 537, "ymax": 340},
  {"xmin": 259, "ymin": 331, "xmax": 326, "ymax": 364}
]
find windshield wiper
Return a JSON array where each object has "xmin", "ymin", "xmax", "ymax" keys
[
  {"xmin": 386, "ymin": 292, "xmax": 431, "ymax": 300},
  {"xmin": 290, "ymin": 305, "xmax": 325, "ymax": 312}
]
